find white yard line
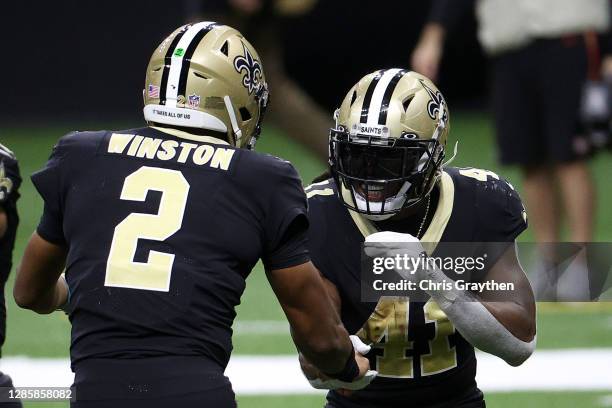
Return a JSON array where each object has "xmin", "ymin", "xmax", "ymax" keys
[
  {"xmin": 233, "ymin": 320, "xmax": 289, "ymax": 335},
  {"xmin": 1, "ymin": 349, "xmax": 611, "ymax": 394}
]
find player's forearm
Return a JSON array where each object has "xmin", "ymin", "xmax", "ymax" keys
[
  {"xmin": 291, "ymin": 320, "xmax": 353, "ymax": 375},
  {"xmin": 14, "ymin": 232, "xmax": 68, "ymax": 314},
  {"xmin": 268, "ymin": 263, "xmax": 353, "ymax": 374},
  {"xmin": 285, "ymin": 282, "xmax": 353, "ymax": 374},
  {"xmin": 423, "ymin": 268, "xmax": 536, "ymax": 366},
  {"xmin": 291, "ymin": 277, "xmax": 353, "ymax": 374},
  {"xmin": 480, "ymin": 300, "xmax": 536, "ymax": 342},
  {"xmin": 14, "ymin": 277, "xmax": 68, "ymax": 314}
]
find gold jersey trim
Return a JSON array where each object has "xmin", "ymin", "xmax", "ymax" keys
[{"xmin": 346, "ymin": 170, "xmax": 455, "ymax": 254}]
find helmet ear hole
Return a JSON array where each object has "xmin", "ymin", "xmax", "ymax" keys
[
  {"xmin": 402, "ymin": 96, "xmax": 414, "ymax": 112},
  {"xmin": 220, "ymin": 40, "xmax": 229, "ymax": 56},
  {"xmin": 193, "ymin": 71, "xmax": 209, "ymax": 79},
  {"xmin": 239, "ymin": 107, "xmax": 252, "ymax": 121}
]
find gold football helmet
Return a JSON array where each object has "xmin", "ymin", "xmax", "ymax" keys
[
  {"xmin": 330, "ymin": 69, "xmax": 450, "ymax": 220},
  {"xmin": 143, "ymin": 22, "xmax": 269, "ymax": 149}
]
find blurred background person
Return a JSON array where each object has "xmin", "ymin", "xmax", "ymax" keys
[
  {"xmin": 412, "ymin": 0, "xmax": 612, "ymax": 245},
  {"xmin": 183, "ymin": 0, "xmax": 332, "ymax": 161}
]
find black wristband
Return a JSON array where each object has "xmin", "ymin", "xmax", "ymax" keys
[{"xmin": 323, "ymin": 344, "xmax": 359, "ymax": 382}]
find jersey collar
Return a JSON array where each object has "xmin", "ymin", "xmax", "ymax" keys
[
  {"xmin": 346, "ymin": 170, "xmax": 455, "ymax": 255},
  {"xmin": 151, "ymin": 126, "xmax": 230, "ymax": 146}
]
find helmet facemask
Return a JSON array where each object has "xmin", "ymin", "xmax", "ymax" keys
[
  {"xmin": 330, "ymin": 128, "xmax": 444, "ymax": 220},
  {"xmin": 245, "ymin": 83, "xmax": 269, "ymax": 150}
]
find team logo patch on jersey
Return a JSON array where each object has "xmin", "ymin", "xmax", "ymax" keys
[
  {"xmin": 420, "ymin": 80, "xmax": 448, "ymax": 124},
  {"xmin": 0, "ymin": 162, "xmax": 13, "ymax": 202},
  {"xmin": 234, "ymin": 42, "xmax": 263, "ymax": 95},
  {"xmin": 188, "ymin": 94, "xmax": 201, "ymax": 109}
]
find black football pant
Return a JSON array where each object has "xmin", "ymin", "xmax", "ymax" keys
[
  {"xmin": 70, "ymin": 386, "xmax": 236, "ymax": 408},
  {"xmin": 71, "ymin": 357, "xmax": 236, "ymax": 408},
  {"xmin": 325, "ymin": 387, "xmax": 486, "ymax": 408}
]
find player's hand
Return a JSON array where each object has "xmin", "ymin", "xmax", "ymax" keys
[
  {"xmin": 364, "ymin": 231, "xmax": 427, "ymax": 281},
  {"xmin": 351, "ymin": 335, "xmax": 372, "ymax": 378},
  {"xmin": 301, "ymin": 335, "xmax": 378, "ymax": 391},
  {"xmin": 56, "ymin": 273, "xmax": 71, "ymax": 313}
]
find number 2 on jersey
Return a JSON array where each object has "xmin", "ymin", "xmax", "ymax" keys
[{"xmin": 105, "ymin": 166, "xmax": 190, "ymax": 292}]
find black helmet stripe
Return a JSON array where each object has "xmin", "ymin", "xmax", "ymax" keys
[
  {"xmin": 177, "ymin": 23, "xmax": 218, "ymax": 100},
  {"xmin": 378, "ymin": 69, "xmax": 407, "ymax": 125},
  {"xmin": 159, "ymin": 24, "xmax": 190, "ymax": 106},
  {"xmin": 360, "ymin": 70, "xmax": 384, "ymax": 124}
]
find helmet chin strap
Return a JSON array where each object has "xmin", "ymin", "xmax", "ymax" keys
[
  {"xmin": 340, "ymin": 183, "xmax": 409, "ymax": 221},
  {"xmin": 442, "ymin": 141, "xmax": 459, "ymax": 168},
  {"xmin": 224, "ymin": 95, "xmax": 242, "ymax": 145},
  {"xmin": 362, "ymin": 212, "xmax": 395, "ymax": 221}
]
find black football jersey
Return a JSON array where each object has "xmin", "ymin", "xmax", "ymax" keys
[
  {"xmin": 306, "ymin": 167, "xmax": 527, "ymax": 407},
  {"xmin": 31, "ymin": 127, "xmax": 309, "ymax": 370},
  {"xmin": 0, "ymin": 143, "xmax": 21, "ymax": 349}
]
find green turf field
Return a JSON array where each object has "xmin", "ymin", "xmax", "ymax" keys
[{"xmin": 2, "ymin": 112, "xmax": 612, "ymax": 407}]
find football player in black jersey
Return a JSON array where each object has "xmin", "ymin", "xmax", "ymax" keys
[
  {"xmin": 0, "ymin": 144, "xmax": 22, "ymax": 408},
  {"xmin": 301, "ymin": 70, "xmax": 537, "ymax": 407},
  {"xmin": 13, "ymin": 23, "xmax": 371, "ymax": 407}
]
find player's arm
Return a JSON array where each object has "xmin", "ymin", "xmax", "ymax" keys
[
  {"xmin": 14, "ymin": 233, "xmax": 68, "ymax": 314},
  {"xmin": 15, "ymin": 136, "xmax": 71, "ymax": 314},
  {"xmin": 426, "ymin": 242, "xmax": 536, "ymax": 366},
  {"xmin": 366, "ymin": 232, "xmax": 536, "ymax": 366},
  {"xmin": 267, "ymin": 261, "xmax": 368, "ymax": 378},
  {"xmin": 478, "ymin": 243, "xmax": 536, "ymax": 341},
  {"xmin": 296, "ymin": 276, "xmax": 343, "ymax": 376}
]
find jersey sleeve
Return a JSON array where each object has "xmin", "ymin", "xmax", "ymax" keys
[
  {"xmin": 0, "ymin": 148, "xmax": 21, "ymax": 209},
  {"xmin": 261, "ymin": 160, "xmax": 310, "ymax": 270},
  {"xmin": 476, "ymin": 176, "xmax": 528, "ymax": 243},
  {"xmin": 304, "ymin": 181, "xmax": 338, "ymax": 285},
  {"xmin": 469, "ymin": 174, "xmax": 527, "ymax": 281},
  {"xmin": 30, "ymin": 135, "xmax": 72, "ymax": 245}
]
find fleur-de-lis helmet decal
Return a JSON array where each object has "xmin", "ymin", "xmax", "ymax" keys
[
  {"xmin": 420, "ymin": 79, "xmax": 449, "ymax": 126},
  {"xmin": 234, "ymin": 42, "xmax": 263, "ymax": 95}
]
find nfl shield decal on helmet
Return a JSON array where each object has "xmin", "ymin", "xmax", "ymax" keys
[{"xmin": 188, "ymin": 94, "xmax": 201, "ymax": 109}]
